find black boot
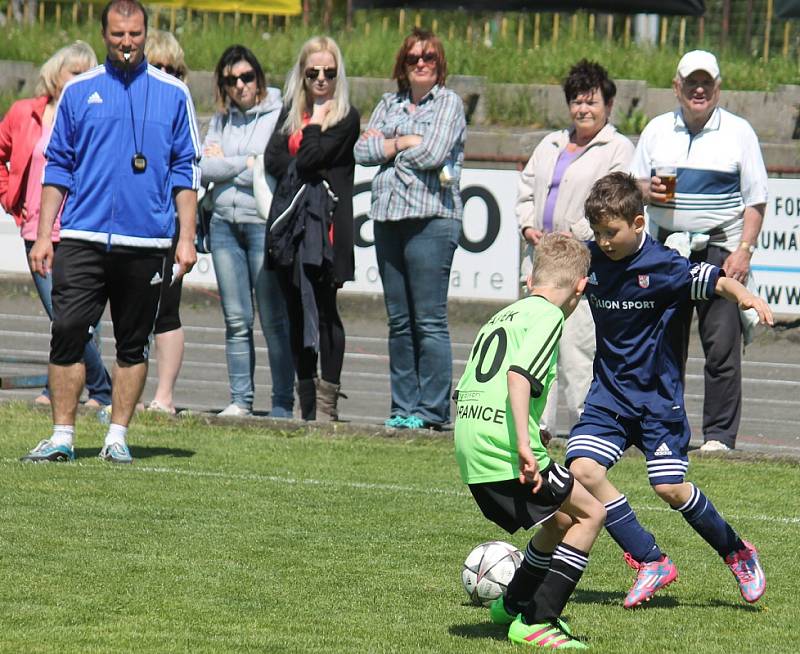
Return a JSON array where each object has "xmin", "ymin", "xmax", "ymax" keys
[{"xmin": 297, "ymin": 378, "xmax": 317, "ymax": 421}]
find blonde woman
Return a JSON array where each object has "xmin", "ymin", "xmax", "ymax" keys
[
  {"xmin": 0, "ymin": 41, "xmax": 110, "ymax": 408},
  {"xmin": 265, "ymin": 36, "xmax": 360, "ymax": 421},
  {"xmin": 143, "ymin": 29, "xmax": 189, "ymax": 414}
]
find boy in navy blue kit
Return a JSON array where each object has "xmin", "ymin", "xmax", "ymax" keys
[{"xmin": 566, "ymin": 173, "xmax": 772, "ymax": 609}]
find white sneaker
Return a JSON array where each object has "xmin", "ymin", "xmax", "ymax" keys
[
  {"xmin": 218, "ymin": 403, "xmax": 252, "ymax": 417},
  {"xmin": 699, "ymin": 440, "xmax": 731, "ymax": 452}
]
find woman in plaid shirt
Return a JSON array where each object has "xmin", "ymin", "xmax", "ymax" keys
[{"xmin": 354, "ymin": 28, "xmax": 466, "ymax": 430}]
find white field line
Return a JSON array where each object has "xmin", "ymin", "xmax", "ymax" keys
[{"xmin": 2, "ymin": 458, "xmax": 799, "ymax": 526}]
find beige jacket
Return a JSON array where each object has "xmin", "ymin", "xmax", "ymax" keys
[{"xmin": 516, "ymin": 123, "xmax": 635, "ymax": 241}]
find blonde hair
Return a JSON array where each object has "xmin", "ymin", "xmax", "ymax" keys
[
  {"xmin": 281, "ymin": 36, "xmax": 350, "ymax": 134},
  {"xmin": 532, "ymin": 233, "xmax": 590, "ymax": 289},
  {"xmin": 36, "ymin": 41, "xmax": 97, "ymax": 98},
  {"xmin": 144, "ymin": 29, "xmax": 187, "ymax": 80}
]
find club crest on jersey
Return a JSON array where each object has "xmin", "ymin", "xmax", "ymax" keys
[{"xmin": 638, "ymin": 274, "xmax": 650, "ymax": 288}]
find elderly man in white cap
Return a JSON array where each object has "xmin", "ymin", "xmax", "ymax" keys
[{"xmin": 630, "ymin": 50, "xmax": 768, "ymax": 452}]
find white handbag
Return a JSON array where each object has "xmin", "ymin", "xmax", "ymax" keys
[{"xmin": 252, "ymin": 153, "xmax": 278, "ymax": 221}]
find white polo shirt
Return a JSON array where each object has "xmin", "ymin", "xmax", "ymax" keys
[{"xmin": 630, "ymin": 107, "xmax": 768, "ymax": 252}]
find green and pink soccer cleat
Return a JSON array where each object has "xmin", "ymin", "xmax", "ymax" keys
[
  {"xmin": 490, "ymin": 598, "xmax": 573, "ymax": 637},
  {"xmin": 725, "ymin": 541, "xmax": 766, "ymax": 603},
  {"xmin": 623, "ymin": 553, "xmax": 678, "ymax": 608},
  {"xmin": 508, "ymin": 616, "xmax": 587, "ymax": 649}
]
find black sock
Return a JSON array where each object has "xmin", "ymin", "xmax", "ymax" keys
[
  {"xmin": 526, "ymin": 543, "xmax": 588, "ymax": 626},
  {"xmin": 505, "ymin": 541, "xmax": 551, "ymax": 614}
]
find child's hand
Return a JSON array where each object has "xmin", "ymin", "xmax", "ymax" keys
[
  {"xmin": 740, "ymin": 293, "xmax": 774, "ymax": 327},
  {"xmin": 518, "ymin": 447, "xmax": 542, "ymax": 493}
]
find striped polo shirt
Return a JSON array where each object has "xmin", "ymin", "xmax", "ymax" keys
[{"xmin": 630, "ymin": 107, "xmax": 768, "ymax": 252}]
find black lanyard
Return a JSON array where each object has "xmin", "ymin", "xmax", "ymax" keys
[{"xmin": 126, "ymin": 66, "xmax": 150, "ymax": 173}]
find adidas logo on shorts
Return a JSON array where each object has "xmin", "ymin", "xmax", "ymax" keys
[{"xmin": 654, "ymin": 442, "xmax": 673, "ymax": 457}]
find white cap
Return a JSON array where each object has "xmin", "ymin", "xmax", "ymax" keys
[{"xmin": 677, "ymin": 50, "xmax": 720, "ymax": 79}]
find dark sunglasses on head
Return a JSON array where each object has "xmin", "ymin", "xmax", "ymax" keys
[
  {"xmin": 304, "ymin": 67, "xmax": 337, "ymax": 81},
  {"xmin": 404, "ymin": 52, "xmax": 438, "ymax": 66},
  {"xmin": 153, "ymin": 63, "xmax": 183, "ymax": 79},
  {"xmin": 223, "ymin": 71, "xmax": 257, "ymax": 86}
]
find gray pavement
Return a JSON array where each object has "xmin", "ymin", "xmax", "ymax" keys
[{"xmin": 1, "ymin": 276, "xmax": 799, "ymax": 456}]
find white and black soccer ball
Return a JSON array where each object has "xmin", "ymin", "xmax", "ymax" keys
[{"xmin": 461, "ymin": 540, "xmax": 523, "ymax": 607}]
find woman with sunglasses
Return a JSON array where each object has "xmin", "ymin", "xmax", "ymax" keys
[
  {"xmin": 142, "ymin": 29, "xmax": 189, "ymax": 414},
  {"xmin": 265, "ymin": 36, "xmax": 359, "ymax": 421},
  {"xmin": 0, "ymin": 41, "xmax": 110, "ymax": 410},
  {"xmin": 354, "ymin": 28, "xmax": 466, "ymax": 431},
  {"xmin": 200, "ymin": 45, "xmax": 294, "ymax": 418}
]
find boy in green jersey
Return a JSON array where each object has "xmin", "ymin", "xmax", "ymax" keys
[{"xmin": 454, "ymin": 233, "xmax": 605, "ymax": 650}]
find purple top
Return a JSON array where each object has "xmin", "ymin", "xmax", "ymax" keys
[{"xmin": 541, "ymin": 148, "xmax": 583, "ymax": 233}]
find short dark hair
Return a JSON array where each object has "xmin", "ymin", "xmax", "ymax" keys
[
  {"xmin": 563, "ymin": 59, "xmax": 616, "ymax": 105},
  {"xmin": 392, "ymin": 28, "xmax": 447, "ymax": 93},
  {"xmin": 585, "ymin": 172, "xmax": 644, "ymax": 226},
  {"xmin": 101, "ymin": 0, "xmax": 148, "ymax": 33},
  {"xmin": 213, "ymin": 45, "xmax": 267, "ymax": 112}
]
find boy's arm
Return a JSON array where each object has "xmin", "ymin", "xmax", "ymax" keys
[
  {"xmin": 715, "ymin": 276, "xmax": 774, "ymax": 326},
  {"xmin": 507, "ymin": 370, "xmax": 543, "ymax": 493}
]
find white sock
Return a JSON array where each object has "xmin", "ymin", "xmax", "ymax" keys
[
  {"xmin": 51, "ymin": 425, "xmax": 74, "ymax": 447},
  {"xmin": 104, "ymin": 423, "xmax": 128, "ymax": 447}
]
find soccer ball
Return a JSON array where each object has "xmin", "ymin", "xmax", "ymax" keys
[{"xmin": 461, "ymin": 540, "xmax": 523, "ymax": 606}]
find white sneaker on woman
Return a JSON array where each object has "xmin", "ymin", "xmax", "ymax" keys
[{"xmin": 218, "ymin": 403, "xmax": 251, "ymax": 417}]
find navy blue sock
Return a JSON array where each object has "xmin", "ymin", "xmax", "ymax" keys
[
  {"xmin": 604, "ymin": 495, "xmax": 662, "ymax": 563},
  {"xmin": 674, "ymin": 484, "xmax": 744, "ymax": 558}
]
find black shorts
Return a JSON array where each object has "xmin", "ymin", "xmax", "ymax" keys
[
  {"xmin": 51, "ymin": 239, "xmax": 167, "ymax": 365},
  {"xmin": 154, "ymin": 227, "xmax": 182, "ymax": 334},
  {"xmin": 468, "ymin": 462, "xmax": 575, "ymax": 534}
]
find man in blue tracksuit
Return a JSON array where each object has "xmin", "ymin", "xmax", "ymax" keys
[{"xmin": 24, "ymin": 0, "xmax": 201, "ymax": 464}]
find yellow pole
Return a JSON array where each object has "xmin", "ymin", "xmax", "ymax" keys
[
  {"xmin": 571, "ymin": 13, "xmax": 577, "ymax": 40},
  {"xmin": 624, "ymin": 15, "xmax": 631, "ymax": 47},
  {"xmin": 534, "ymin": 13, "xmax": 540, "ymax": 48},
  {"xmin": 660, "ymin": 16, "xmax": 668, "ymax": 48},
  {"xmin": 782, "ymin": 21, "xmax": 791, "ymax": 58},
  {"xmin": 517, "ymin": 14, "xmax": 524, "ymax": 48},
  {"xmin": 764, "ymin": 0, "xmax": 774, "ymax": 62},
  {"xmin": 606, "ymin": 14, "xmax": 613, "ymax": 41},
  {"xmin": 170, "ymin": 7, "xmax": 177, "ymax": 32},
  {"xmin": 588, "ymin": 13, "xmax": 595, "ymax": 39},
  {"xmin": 72, "ymin": 1, "xmax": 78, "ymax": 24},
  {"xmin": 398, "ymin": 8, "xmax": 405, "ymax": 33},
  {"xmin": 552, "ymin": 13, "xmax": 559, "ymax": 46},
  {"xmin": 38, "ymin": 0, "xmax": 44, "ymax": 25},
  {"xmin": 679, "ymin": 16, "xmax": 686, "ymax": 52}
]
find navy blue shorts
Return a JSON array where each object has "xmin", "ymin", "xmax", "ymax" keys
[{"xmin": 565, "ymin": 403, "xmax": 690, "ymax": 485}]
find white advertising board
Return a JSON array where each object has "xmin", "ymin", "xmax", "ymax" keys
[
  {"xmin": 751, "ymin": 178, "xmax": 800, "ymax": 315},
  {"xmin": 2, "ymin": 173, "xmax": 799, "ymax": 313}
]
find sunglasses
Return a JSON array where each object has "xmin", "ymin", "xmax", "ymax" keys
[
  {"xmin": 153, "ymin": 63, "xmax": 183, "ymax": 79},
  {"xmin": 404, "ymin": 52, "xmax": 438, "ymax": 67},
  {"xmin": 223, "ymin": 71, "xmax": 257, "ymax": 86},
  {"xmin": 304, "ymin": 67, "xmax": 338, "ymax": 81}
]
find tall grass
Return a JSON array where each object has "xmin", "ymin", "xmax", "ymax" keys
[{"xmin": 1, "ymin": 20, "xmax": 798, "ymax": 90}]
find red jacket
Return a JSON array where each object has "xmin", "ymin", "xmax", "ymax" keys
[{"xmin": 0, "ymin": 95, "xmax": 49, "ymax": 227}]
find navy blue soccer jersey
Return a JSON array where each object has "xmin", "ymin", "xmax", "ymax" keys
[{"xmin": 584, "ymin": 234, "xmax": 722, "ymax": 420}]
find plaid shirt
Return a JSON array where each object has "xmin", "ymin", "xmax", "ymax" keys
[{"xmin": 354, "ymin": 85, "xmax": 466, "ymax": 222}]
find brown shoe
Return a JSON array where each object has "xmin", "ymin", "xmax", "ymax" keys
[{"xmin": 316, "ymin": 379, "xmax": 346, "ymax": 421}]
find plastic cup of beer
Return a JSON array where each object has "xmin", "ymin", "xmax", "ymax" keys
[{"xmin": 654, "ymin": 163, "xmax": 677, "ymax": 200}]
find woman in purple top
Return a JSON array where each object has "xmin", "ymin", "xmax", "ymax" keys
[{"xmin": 515, "ymin": 60, "xmax": 635, "ymax": 439}]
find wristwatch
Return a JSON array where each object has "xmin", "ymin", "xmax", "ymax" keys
[{"xmin": 739, "ymin": 241, "xmax": 755, "ymax": 254}]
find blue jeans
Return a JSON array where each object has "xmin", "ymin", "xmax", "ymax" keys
[
  {"xmin": 25, "ymin": 241, "xmax": 112, "ymax": 404},
  {"xmin": 210, "ymin": 219, "xmax": 294, "ymax": 411},
  {"xmin": 373, "ymin": 217, "xmax": 461, "ymax": 425}
]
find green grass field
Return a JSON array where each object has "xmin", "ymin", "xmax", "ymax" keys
[{"xmin": 1, "ymin": 402, "xmax": 797, "ymax": 653}]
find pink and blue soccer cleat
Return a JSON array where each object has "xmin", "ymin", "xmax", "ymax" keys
[
  {"xmin": 725, "ymin": 541, "xmax": 766, "ymax": 603},
  {"xmin": 623, "ymin": 553, "xmax": 678, "ymax": 608}
]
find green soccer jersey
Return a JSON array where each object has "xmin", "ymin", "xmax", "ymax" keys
[{"xmin": 454, "ymin": 295, "xmax": 564, "ymax": 484}]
